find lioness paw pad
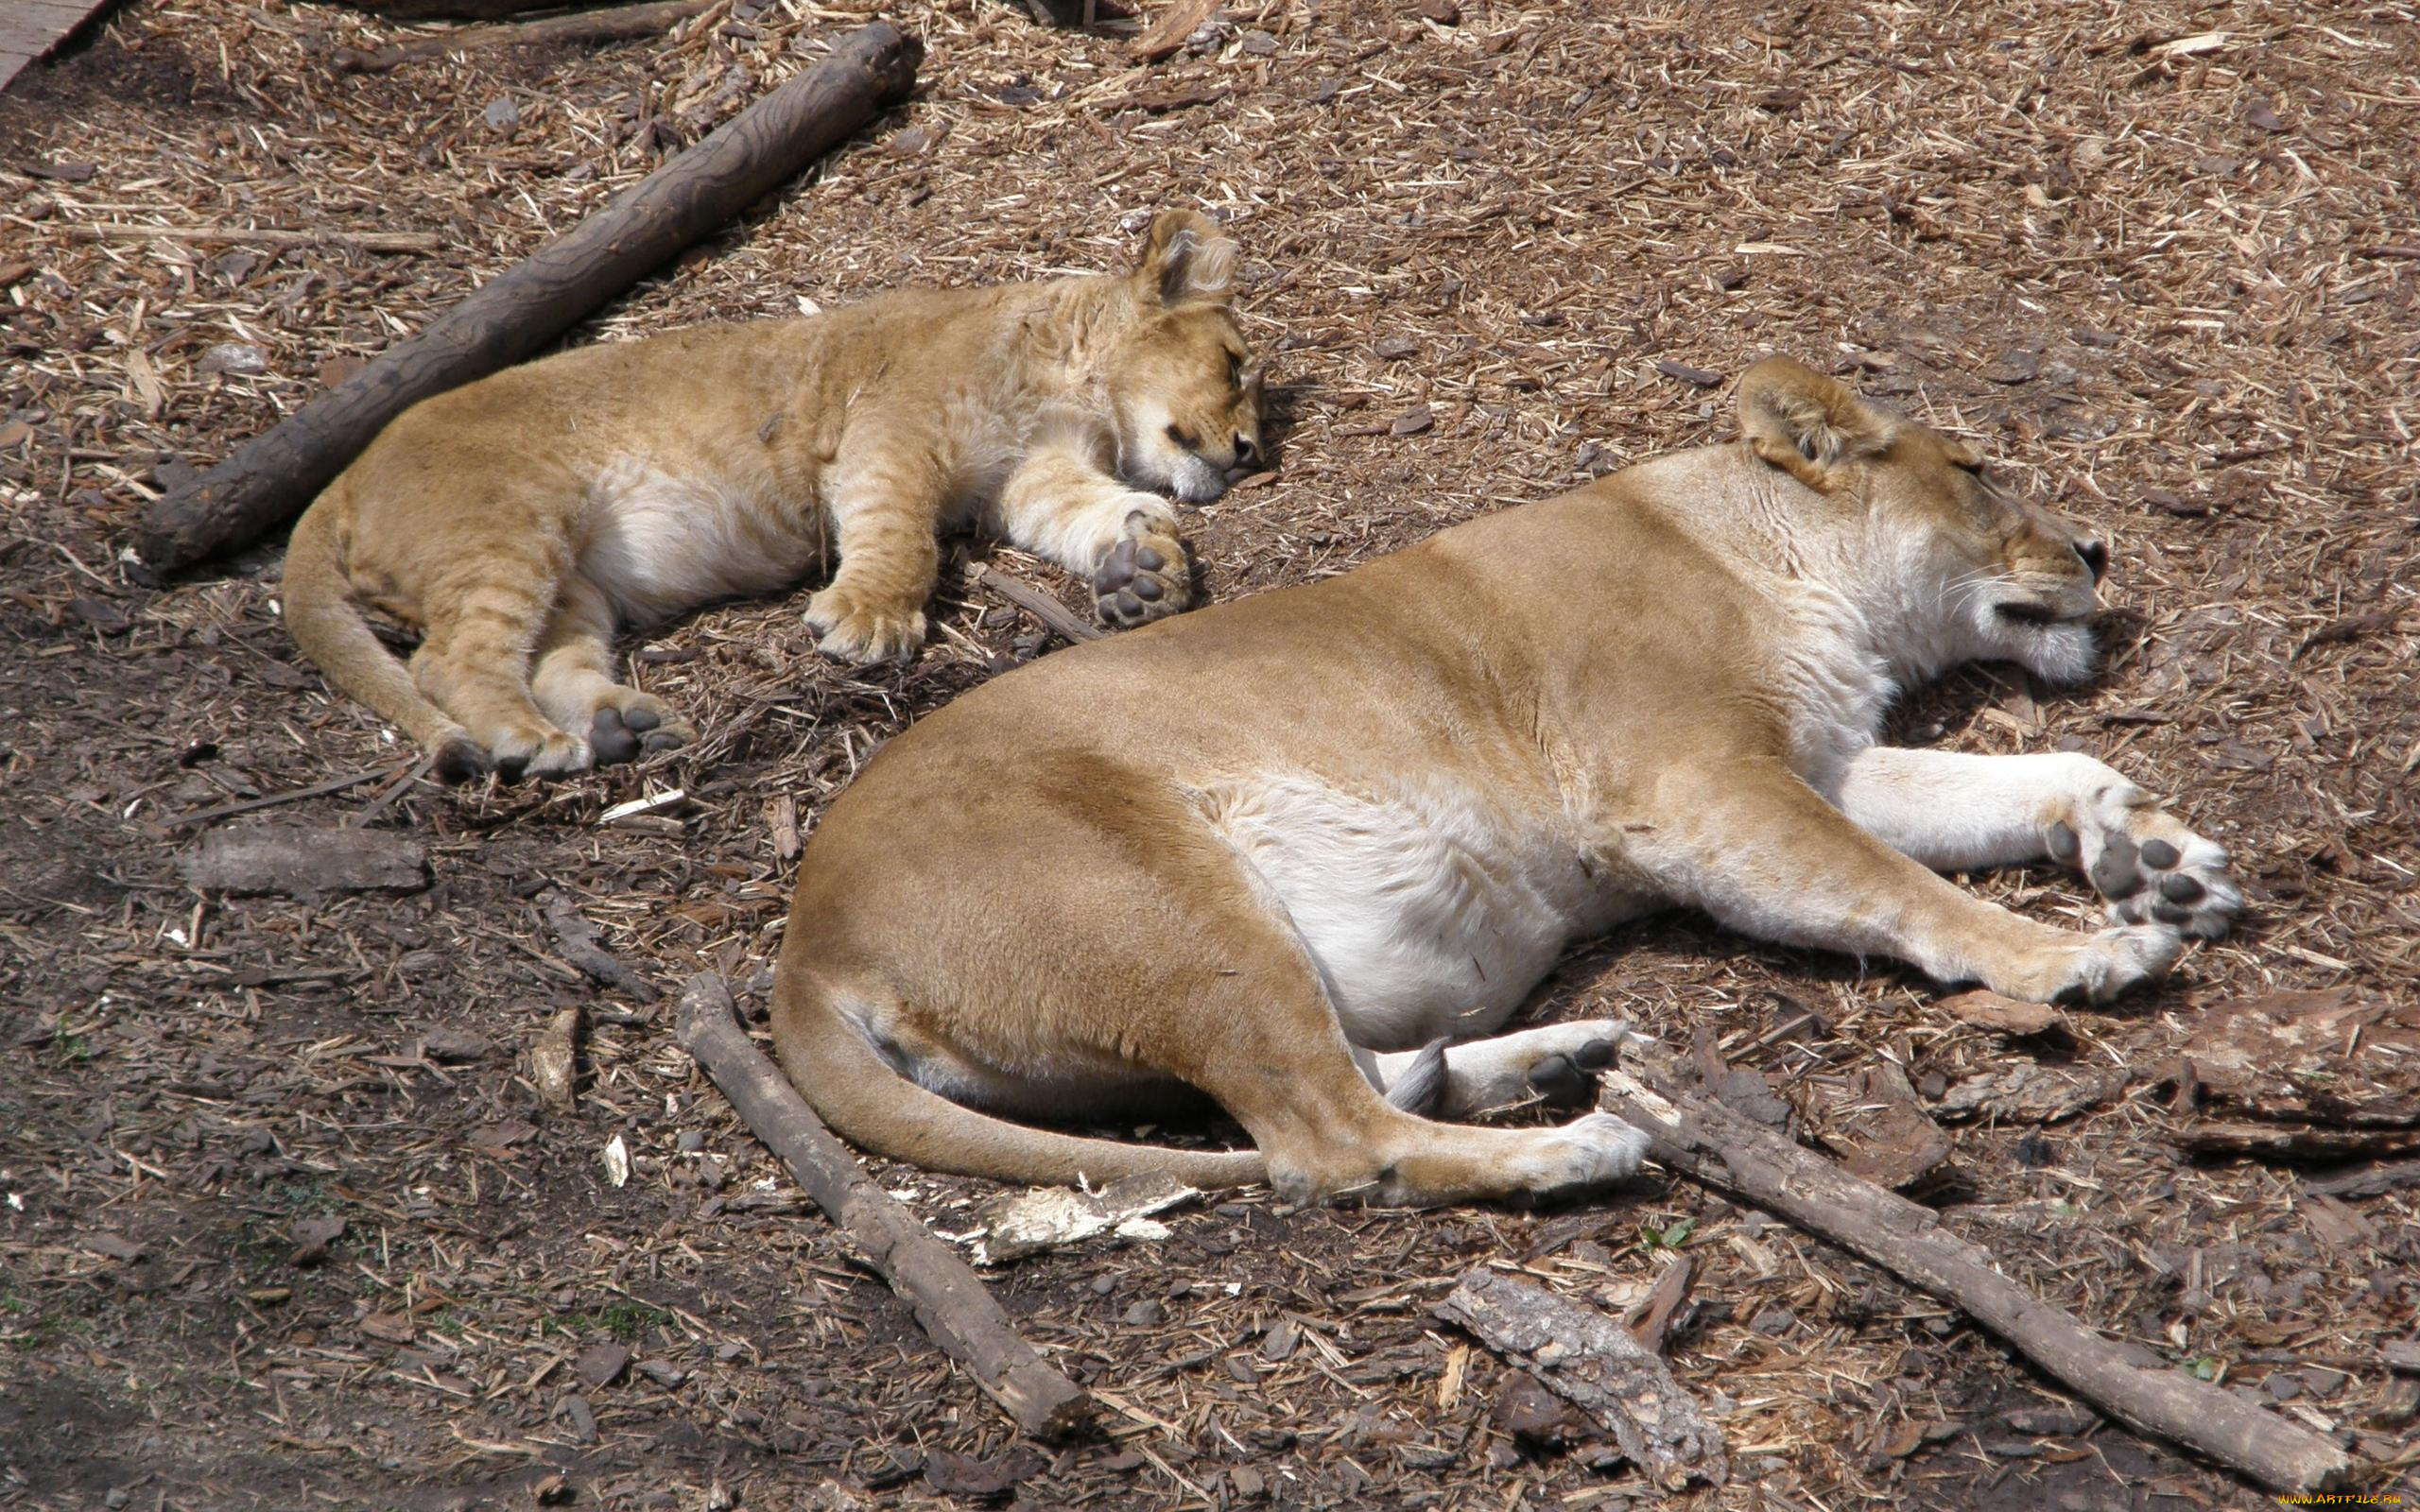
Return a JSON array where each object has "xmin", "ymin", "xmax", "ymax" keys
[
  {"xmin": 1094, "ymin": 507, "xmax": 1191, "ymax": 629},
  {"xmin": 2048, "ymin": 784, "xmax": 2240, "ymax": 940}
]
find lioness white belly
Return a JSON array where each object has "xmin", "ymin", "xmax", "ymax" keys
[
  {"xmin": 579, "ymin": 456, "xmax": 821, "ymax": 625},
  {"xmin": 1202, "ymin": 774, "xmax": 1606, "ymax": 1050}
]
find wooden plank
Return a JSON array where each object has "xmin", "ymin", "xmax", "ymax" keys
[{"xmin": 0, "ymin": 0, "xmax": 117, "ymax": 94}]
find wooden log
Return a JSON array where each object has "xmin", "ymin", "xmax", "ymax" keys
[
  {"xmin": 130, "ymin": 20, "xmax": 921, "ymax": 578},
  {"xmin": 1596, "ymin": 1066, "xmax": 2355, "ymax": 1493},
  {"xmin": 675, "ymin": 972, "xmax": 1096, "ymax": 1440},
  {"xmin": 1436, "ymin": 1269, "xmax": 1727, "ymax": 1490},
  {"xmin": 331, "ymin": 0, "xmax": 713, "ymax": 74}
]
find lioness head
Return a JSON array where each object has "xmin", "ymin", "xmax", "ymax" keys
[
  {"xmin": 1105, "ymin": 209, "xmax": 1265, "ymax": 504},
  {"xmin": 1738, "ymin": 356, "xmax": 2108, "ymax": 684}
]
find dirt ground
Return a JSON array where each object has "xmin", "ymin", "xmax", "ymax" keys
[{"xmin": 4, "ymin": 0, "xmax": 2418, "ymax": 1507}]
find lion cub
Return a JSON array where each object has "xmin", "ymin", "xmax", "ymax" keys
[
  {"xmin": 281, "ymin": 210, "xmax": 1263, "ymax": 781},
  {"xmin": 766, "ymin": 357, "xmax": 2240, "ymax": 1209}
]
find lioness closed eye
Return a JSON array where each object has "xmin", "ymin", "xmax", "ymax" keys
[
  {"xmin": 766, "ymin": 356, "xmax": 2241, "ymax": 1208},
  {"xmin": 281, "ymin": 209, "xmax": 1263, "ymax": 781}
]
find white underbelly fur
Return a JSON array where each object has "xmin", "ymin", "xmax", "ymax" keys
[
  {"xmin": 1202, "ymin": 773, "xmax": 1604, "ymax": 1051},
  {"xmin": 579, "ymin": 456, "xmax": 821, "ymax": 625}
]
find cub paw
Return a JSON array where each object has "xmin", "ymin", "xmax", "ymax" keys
[
  {"xmin": 1093, "ymin": 506, "xmax": 1192, "ymax": 629},
  {"xmin": 2000, "ymin": 922, "xmax": 2184, "ymax": 1005},
  {"xmin": 805, "ymin": 586, "xmax": 925, "ymax": 665},
  {"xmin": 2047, "ymin": 783, "xmax": 2240, "ymax": 939},
  {"xmin": 490, "ymin": 725, "xmax": 592, "ymax": 782},
  {"xmin": 588, "ymin": 696, "xmax": 696, "ymax": 766}
]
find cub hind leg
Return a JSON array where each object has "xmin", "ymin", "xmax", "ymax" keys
[
  {"xmin": 406, "ymin": 549, "xmax": 592, "ymax": 780},
  {"xmin": 529, "ymin": 577, "xmax": 696, "ymax": 765}
]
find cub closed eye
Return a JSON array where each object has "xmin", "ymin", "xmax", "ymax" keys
[{"xmin": 1166, "ymin": 423, "xmax": 1199, "ymax": 450}]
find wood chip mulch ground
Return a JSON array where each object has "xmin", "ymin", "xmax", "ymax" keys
[{"xmin": 2, "ymin": 1, "xmax": 2416, "ymax": 1508}]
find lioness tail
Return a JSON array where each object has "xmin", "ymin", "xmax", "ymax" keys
[{"xmin": 774, "ymin": 971, "xmax": 1265, "ymax": 1193}]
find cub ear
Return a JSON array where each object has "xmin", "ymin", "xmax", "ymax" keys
[
  {"xmin": 1135, "ymin": 208, "xmax": 1239, "ymax": 308},
  {"xmin": 1737, "ymin": 356, "xmax": 1893, "ymax": 490}
]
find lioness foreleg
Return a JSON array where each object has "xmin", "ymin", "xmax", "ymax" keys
[
  {"xmin": 991, "ymin": 440, "xmax": 1192, "ymax": 628},
  {"xmin": 1830, "ymin": 747, "xmax": 2239, "ymax": 938},
  {"xmin": 1636, "ymin": 759, "xmax": 2184, "ymax": 1004}
]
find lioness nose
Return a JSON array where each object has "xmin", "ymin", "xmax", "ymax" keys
[
  {"xmin": 2075, "ymin": 539, "xmax": 2108, "ymax": 582},
  {"xmin": 1235, "ymin": 436, "xmax": 1260, "ymax": 469}
]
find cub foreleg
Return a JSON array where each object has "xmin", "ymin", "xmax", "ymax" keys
[
  {"xmin": 991, "ymin": 438, "xmax": 1193, "ymax": 628},
  {"xmin": 806, "ymin": 432, "xmax": 947, "ymax": 665},
  {"xmin": 1635, "ymin": 759, "xmax": 2184, "ymax": 1005},
  {"xmin": 1830, "ymin": 747, "xmax": 2239, "ymax": 939}
]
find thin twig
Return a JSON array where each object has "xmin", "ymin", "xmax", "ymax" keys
[
  {"xmin": 156, "ymin": 765, "xmax": 403, "ymax": 833},
  {"xmin": 971, "ymin": 562, "xmax": 1105, "ymax": 644},
  {"xmin": 67, "ymin": 225, "xmax": 441, "ymax": 254}
]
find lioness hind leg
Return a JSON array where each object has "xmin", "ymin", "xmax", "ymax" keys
[
  {"xmin": 1361, "ymin": 1020, "xmax": 1646, "ymax": 1117},
  {"xmin": 1175, "ymin": 974, "xmax": 1648, "ymax": 1207},
  {"xmin": 529, "ymin": 579, "xmax": 695, "ymax": 765}
]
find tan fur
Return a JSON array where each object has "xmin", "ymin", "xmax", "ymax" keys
[
  {"xmin": 768, "ymin": 358, "xmax": 2239, "ymax": 1207},
  {"xmin": 282, "ymin": 210, "xmax": 1264, "ymax": 781}
]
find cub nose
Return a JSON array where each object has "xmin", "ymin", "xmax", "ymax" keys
[
  {"xmin": 1234, "ymin": 436, "xmax": 1260, "ymax": 469},
  {"xmin": 2075, "ymin": 539, "xmax": 2108, "ymax": 582}
]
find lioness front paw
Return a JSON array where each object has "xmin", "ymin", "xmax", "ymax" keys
[
  {"xmin": 2047, "ymin": 782, "xmax": 2240, "ymax": 939},
  {"xmin": 1093, "ymin": 505, "xmax": 1192, "ymax": 629},
  {"xmin": 805, "ymin": 586, "xmax": 925, "ymax": 665},
  {"xmin": 1998, "ymin": 922, "xmax": 2184, "ymax": 1005}
]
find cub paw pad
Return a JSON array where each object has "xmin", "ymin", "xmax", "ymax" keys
[{"xmin": 589, "ymin": 709, "xmax": 640, "ymax": 766}]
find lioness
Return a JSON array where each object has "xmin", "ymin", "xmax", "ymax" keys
[
  {"xmin": 769, "ymin": 358, "xmax": 2240, "ymax": 1207},
  {"xmin": 282, "ymin": 210, "xmax": 1264, "ymax": 781}
]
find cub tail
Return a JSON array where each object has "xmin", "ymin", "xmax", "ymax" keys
[
  {"xmin": 772, "ymin": 969, "xmax": 1265, "ymax": 1193},
  {"xmin": 281, "ymin": 495, "xmax": 490, "ymax": 782}
]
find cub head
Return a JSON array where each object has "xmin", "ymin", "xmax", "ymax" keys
[
  {"xmin": 1737, "ymin": 356, "xmax": 2109, "ymax": 684},
  {"xmin": 1102, "ymin": 209, "xmax": 1265, "ymax": 503}
]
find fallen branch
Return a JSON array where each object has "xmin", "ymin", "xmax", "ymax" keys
[
  {"xmin": 970, "ymin": 562, "xmax": 1105, "ymax": 644},
  {"xmin": 68, "ymin": 224, "xmax": 441, "ymax": 254},
  {"xmin": 131, "ymin": 21, "xmax": 923, "ymax": 577},
  {"xmin": 1596, "ymin": 1065, "xmax": 2354, "ymax": 1493},
  {"xmin": 332, "ymin": 0, "xmax": 714, "ymax": 74},
  {"xmin": 675, "ymin": 973, "xmax": 1094, "ymax": 1439},
  {"xmin": 1437, "ymin": 1269, "xmax": 1727, "ymax": 1490}
]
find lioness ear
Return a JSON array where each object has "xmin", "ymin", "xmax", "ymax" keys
[
  {"xmin": 1737, "ymin": 356, "xmax": 1893, "ymax": 491},
  {"xmin": 1136, "ymin": 209, "xmax": 1239, "ymax": 308}
]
